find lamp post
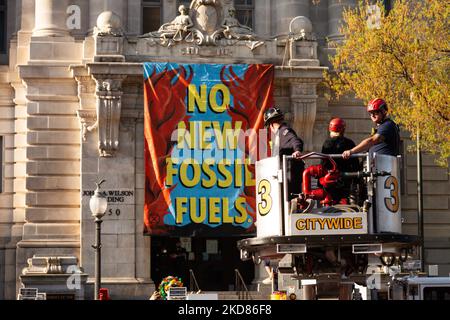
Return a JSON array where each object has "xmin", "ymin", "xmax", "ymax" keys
[
  {"xmin": 417, "ymin": 132, "xmax": 425, "ymax": 272},
  {"xmin": 90, "ymin": 179, "xmax": 108, "ymax": 300}
]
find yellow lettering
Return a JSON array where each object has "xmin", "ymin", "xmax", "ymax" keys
[
  {"xmin": 222, "ymin": 198, "xmax": 233, "ymax": 223},
  {"xmin": 175, "ymin": 198, "xmax": 188, "ymax": 224},
  {"xmin": 317, "ymin": 218, "xmax": 327, "ymax": 230},
  {"xmin": 209, "ymin": 197, "xmax": 221, "ymax": 224},
  {"xmin": 296, "ymin": 219, "xmax": 306, "ymax": 230},
  {"xmin": 166, "ymin": 158, "xmax": 177, "ymax": 186},
  {"xmin": 218, "ymin": 159, "xmax": 233, "ymax": 188},
  {"xmin": 234, "ymin": 159, "xmax": 243, "ymax": 188},
  {"xmin": 191, "ymin": 197, "xmax": 207, "ymax": 223},
  {"xmin": 213, "ymin": 121, "xmax": 243, "ymax": 150},
  {"xmin": 244, "ymin": 159, "xmax": 255, "ymax": 187},
  {"xmin": 310, "ymin": 218, "xmax": 317, "ymax": 230},
  {"xmin": 188, "ymin": 84, "xmax": 207, "ymax": 113},
  {"xmin": 234, "ymin": 197, "xmax": 248, "ymax": 224},
  {"xmin": 201, "ymin": 159, "xmax": 217, "ymax": 188},
  {"xmin": 354, "ymin": 218, "xmax": 363, "ymax": 229},
  {"xmin": 179, "ymin": 159, "xmax": 201, "ymax": 188},
  {"xmin": 344, "ymin": 218, "xmax": 353, "ymax": 229},
  {"xmin": 209, "ymin": 84, "xmax": 230, "ymax": 113},
  {"xmin": 326, "ymin": 218, "xmax": 340, "ymax": 229},
  {"xmin": 200, "ymin": 121, "xmax": 212, "ymax": 149},
  {"xmin": 176, "ymin": 121, "xmax": 189, "ymax": 149}
]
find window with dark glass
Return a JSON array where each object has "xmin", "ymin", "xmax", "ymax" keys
[
  {"xmin": 0, "ymin": 0, "xmax": 6, "ymax": 54},
  {"xmin": 177, "ymin": 0, "xmax": 192, "ymax": 9},
  {"xmin": 234, "ymin": 0, "xmax": 254, "ymax": 29},
  {"xmin": 142, "ymin": 0, "xmax": 162, "ymax": 34}
]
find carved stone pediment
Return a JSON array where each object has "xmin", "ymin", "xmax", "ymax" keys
[{"xmin": 139, "ymin": 0, "xmax": 263, "ymax": 49}]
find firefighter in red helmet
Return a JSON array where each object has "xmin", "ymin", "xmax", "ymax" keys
[
  {"xmin": 342, "ymin": 99, "xmax": 400, "ymax": 159},
  {"xmin": 321, "ymin": 118, "xmax": 360, "ymax": 204}
]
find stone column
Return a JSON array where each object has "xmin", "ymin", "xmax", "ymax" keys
[
  {"xmin": 328, "ymin": 0, "xmax": 356, "ymax": 41},
  {"xmin": 309, "ymin": 0, "xmax": 329, "ymax": 42},
  {"xmin": 32, "ymin": 0, "xmax": 70, "ymax": 37},
  {"xmin": 289, "ymin": 79, "xmax": 318, "ymax": 152},
  {"xmin": 276, "ymin": 0, "xmax": 310, "ymax": 36}
]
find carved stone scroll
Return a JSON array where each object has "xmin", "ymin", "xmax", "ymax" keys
[{"xmin": 93, "ymin": 76, "xmax": 125, "ymax": 157}]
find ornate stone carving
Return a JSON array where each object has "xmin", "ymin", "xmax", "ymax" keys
[
  {"xmin": 93, "ymin": 76, "xmax": 125, "ymax": 157},
  {"xmin": 221, "ymin": 7, "xmax": 257, "ymax": 41},
  {"xmin": 96, "ymin": 78, "xmax": 123, "ymax": 157},
  {"xmin": 94, "ymin": 11, "xmax": 123, "ymax": 37},
  {"xmin": 22, "ymin": 255, "xmax": 80, "ymax": 275},
  {"xmin": 20, "ymin": 255, "xmax": 88, "ymax": 300},
  {"xmin": 77, "ymin": 109, "xmax": 97, "ymax": 142},
  {"xmin": 139, "ymin": 0, "xmax": 264, "ymax": 49},
  {"xmin": 191, "ymin": 0, "xmax": 220, "ymax": 33},
  {"xmin": 140, "ymin": 5, "xmax": 194, "ymax": 47},
  {"xmin": 289, "ymin": 16, "xmax": 316, "ymax": 41},
  {"xmin": 287, "ymin": 16, "xmax": 319, "ymax": 66},
  {"xmin": 74, "ymin": 71, "xmax": 98, "ymax": 142}
]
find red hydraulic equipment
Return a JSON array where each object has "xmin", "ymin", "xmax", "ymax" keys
[{"xmin": 299, "ymin": 152, "xmax": 341, "ymax": 208}]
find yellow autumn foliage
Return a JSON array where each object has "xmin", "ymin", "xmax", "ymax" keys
[{"xmin": 327, "ymin": 0, "xmax": 449, "ymax": 166}]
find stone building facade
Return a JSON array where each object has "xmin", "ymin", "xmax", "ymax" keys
[{"xmin": 0, "ymin": 0, "xmax": 449, "ymax": 299}]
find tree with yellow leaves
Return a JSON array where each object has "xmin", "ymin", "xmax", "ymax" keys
[{"xmin": 327, "ymin": 0, "xmax": 449, "ymax": 166}]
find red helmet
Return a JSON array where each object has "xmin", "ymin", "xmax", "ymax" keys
[
  {"xmin": 367, "ymin": 98, "xmax": 387, "ymax": 112},
  {"xmin": 329, "ymin": 118, "xmax": 346, "ymax": 133}
]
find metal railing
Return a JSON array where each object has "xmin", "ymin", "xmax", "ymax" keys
[
  {"xmin": 235, "ymin": 269, "xmax": 252, "ymax": 300},
  {"xmin": 189, "ymin": 269, "xmax": 201, "ymax": 293}
]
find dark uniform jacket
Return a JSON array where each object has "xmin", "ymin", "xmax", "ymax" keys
[
  {"xmin": 321, "ymin": 135, "xmax": 362, "ymax": 203},
  {"xmin": 321, "ymin": 136, "xmax": 360, "ymax": 173},
  {"xmin": 276, "ymin": 123, "xmax": 304, "ymax": 157},
  {"xmin": 275, "ymin": 123, "xmax": 304, "ymax": 197}
]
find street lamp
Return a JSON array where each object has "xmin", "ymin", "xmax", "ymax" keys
[{"xmin": 90, "ymin": 179, "xmax": 108, "ymax": 300}]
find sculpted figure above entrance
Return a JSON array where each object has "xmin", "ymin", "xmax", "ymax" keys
[
  {"xmin": 139, "ymin": 0, "xmax": 263, "ymax": 49},
  {"xmin": 140, "ymin": 5, "xmax": 194, "ymax": 46}
]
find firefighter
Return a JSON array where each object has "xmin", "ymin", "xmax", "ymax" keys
[
  {"xmin": 342, "ymin": 99, "xmax": 400, "ymax": 159},
  {"xmin": 322, "ymin": 118, "xmax": 361, "ymax": 204},
  {"xmin": 264, "ymin": 106, "xmax": 304, "ymax": 197},
  {"xmin": 322, "ymin": 118, "xmax": 359, "ymax": 172}
]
